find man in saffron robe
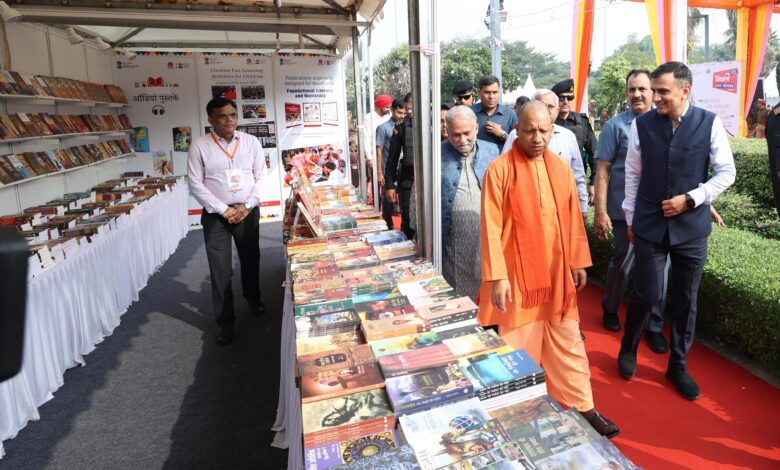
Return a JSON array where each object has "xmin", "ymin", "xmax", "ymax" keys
[{"xmin": 478, "ymin": 101, "xmax": 619, "ymax": 438}]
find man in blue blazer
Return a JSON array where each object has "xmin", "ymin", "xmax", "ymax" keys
[
  {"xmin": 619, "ymin": 62, "xmax": 735, "ymax": 400},
  {"xmin": 440, "ymin": 105, "xmax": 501, "ymax": 300}
]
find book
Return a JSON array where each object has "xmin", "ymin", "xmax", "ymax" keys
[
  {"xmin": 297, "ymin": 331, "xmax": 364, "ymax": 357},
  {"xmin": 297, "ymin": 344, "xmax": 376, "ymax": 376},
  {"xmin": 378, "ymin": 343, "xmax": 457, "ymax": 378},
  {"xmin": 303, "ymin": 430, "xmax": 400, "ymax": 470},
  {"xmin": 302, "ymin": 389, "xmax": 394, "ymax": 448},
  {"xmin": 370, "ymin": 331, "xmax": 443, "ymax": 359},
  {"xmin": 498, "ymin": 409, "xmax": 600, "ymax": 463},
  {"xmin": 399, "ymin": 398, "xmax": 510, "ymax": 470},
  {"xmin": 397, "ymin": 276, "xmax": 453, "ymax": 300},
  {"xmin": 480, "ymin": 383, "xmax": 548, "ymax": 411},
  {"xmin": 416, "ymin": 297, "xmax": 479, "ymax": 328},
  {"xmin": 294, "ymin": 299, "xmax": 355, "ymax": 318},
  {"xmin": 300, "ymin": 362, "xmax": 386, "ymax": 403},
  {"xmin": 326, "ymin": 444, "xmax": 421, "ymax": 470},
  {"xmin": 386, "ymin": 363, "xmax": 474, "ymax": 414},
  {"xmin": 361, "ymin": 313, "xmax": 430, "ymax": 342},
  {"xmin": 437, "ymin": 441, "xmax": 537, "ymax": 470},
  {"xmin": 295, "ymin": 309, "xmax": 361, "ymax": 338},
  {"xmin": 444, "ymin": 330, "xmax": 506, "ymax": 358},
  {"xmin": 459, "ymin": 350, "xmax": 544, "ymax": 397},
  {"xmin": 532, "ymin": 436, "xmax": 637, "ymax": 470}
]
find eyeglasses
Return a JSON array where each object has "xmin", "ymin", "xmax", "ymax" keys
[
  {"xmin": 455, "ymin": 94, "xmax": 472, "ymax": 101},
  {"xmin": 558, "ymin": 94, "xmax": 575, "ymax": 102},
  {"xmin": 214, "ymin": 112, "xmax": 238, "ymax": 121}
]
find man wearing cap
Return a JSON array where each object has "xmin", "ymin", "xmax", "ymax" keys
[
  {"xmin": 552, "ymin": 79, "xmax": 597, "ymax": 202},
  {"xmin": 471, "ymin": 75, "xmax": 517, "ymax": 149},
  {"xmin": 361, "ymin": 94, "xmax": 393, "ymax": 185},
  {"xmin": 452, "ymin": 79, "xmax": 475, "ymax": 107}
]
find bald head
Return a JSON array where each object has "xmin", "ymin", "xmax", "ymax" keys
[{"xmin": 515, "ymin": 101, "xmax": 553, "ymax": 158}]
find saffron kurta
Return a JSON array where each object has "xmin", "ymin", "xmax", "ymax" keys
[{"xmin": 477, "ymin": 151, "xmax": 592, "ymax": 330}]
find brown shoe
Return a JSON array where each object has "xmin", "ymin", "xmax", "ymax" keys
[{"xmin": 579, "ymin": 408, "xmax": 620, "ymax": 439}]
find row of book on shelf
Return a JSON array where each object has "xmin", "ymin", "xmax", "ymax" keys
[
  {"xmin": 284, "ymin": 182, "xmax": 640, "ymax": 470},
  {"xmin": 0, "ymin": 172, "xmax": 180, "ymax": 277},
  {"xmin": 0, "ymin": 69, "xmax": 128, "ymax": 103},
  {"xmin": 0, "ymin": 138, "xmax": 134, "ymax": 185},
  {"xmin": 0, "ymin": 112, "xmax": 133, "ymax": 140}
]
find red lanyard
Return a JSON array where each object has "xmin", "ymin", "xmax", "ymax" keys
[{"xmin": 210, "ymin": 132, "xmax": 240, "ymax": 161}]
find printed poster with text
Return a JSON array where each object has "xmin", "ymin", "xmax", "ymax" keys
[
  {"xmin": 113, "ymin": 51, "xmax": 199, "ymax": 172},
  {"xmin": 689, "ymin": 61, "xmax": 742, "ymax": 136},
  {"xmin": 197, "ymin": 52, "xmax": 282, "ymax": 221},
  {"xmin": 273, "ymin": 53, "xmax": 349, "ymax": 195}
]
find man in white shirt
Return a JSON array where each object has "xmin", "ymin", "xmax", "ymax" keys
[
  {"xmin": 188, "ymin": 97, "xmax": 268, "ymax": 345},
  {"xmin": 618, "ymin": 62, "xmax": 735, "ymax": 400},
  {"xmin": 360, "ymin": 94, "xmax": 393, "ymax": 183},
  {"xmin": 503, "ymin": 89, "xmax": 588, "ymax": 224}
]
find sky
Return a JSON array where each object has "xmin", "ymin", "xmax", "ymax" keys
[{"xmin": 369, "ymin": 0, "xmax": 779, "ymax": 70}]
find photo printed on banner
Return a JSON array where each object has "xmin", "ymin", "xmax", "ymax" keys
[
  {"xmin": 130, "ymin": 126, "xmax": 150, "ymax": 152},
  {"xmin": 280, "ymin": 142, "xmax": 346, "ymax": 187},
  {"xmin": 153, "ymin": 150, "xmax": 174, "ymax": 176},
  {"xmin": 172, "ymin": 126, "xmax": 192, "ymax": 152}
]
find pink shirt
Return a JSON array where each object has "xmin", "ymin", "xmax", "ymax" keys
[{"xmin": 187, "ymin": 130, "xmax": 267, "ymax": 215}]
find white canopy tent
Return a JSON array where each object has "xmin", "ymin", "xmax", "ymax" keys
[{"xmin": 503, "ymin": 73, "xmax": 536, "ymax": 105}]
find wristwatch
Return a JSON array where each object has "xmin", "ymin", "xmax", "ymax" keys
[
  {"xmin": 684, "ymin": 193, "xmax": 695, "ymax": 209},
  {"xmin": 244, "ymin": 202, "xmax": 252, "ymax": 210},
  {"xmin": 500, "ymin": 130, "xmax": 508, "ymax": 140}
]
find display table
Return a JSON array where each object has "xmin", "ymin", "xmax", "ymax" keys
[
  {"xmin": 0, "ymin": 183, "xmax": 188, "ymax": 459},
  {"xmin": 271, "ymin": 267, "xmax": 304, "ymax": 470}
]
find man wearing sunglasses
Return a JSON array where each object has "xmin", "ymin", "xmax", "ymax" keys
[
  {"xmin": 452, "ymin": 79, "xmax": 475, "ymax": 106},
  {"xmin": 552, "ymin": 79, "xmax": 597, "ymax": 203}
]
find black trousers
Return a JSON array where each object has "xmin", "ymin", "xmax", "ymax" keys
[
  {"xmin": 201, "ymin": 208, "xmax": 260, "ymax": 325},
  {"xmin": 622, "ymin": 232, "xmax": 708, "ymax": 371},
  {"xmin": 380, "ymin": 184, "xmax": 394, "ymax": 230},
  {"xmin": 398, "ymin": 186, "xmax": 415, "ymax": 240}
]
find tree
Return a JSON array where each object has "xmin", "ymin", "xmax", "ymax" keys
[
  {"xmin": 439, "ymin": 38, "xmax": 521, "ymax": 103},
  {"xmin": 595, "ymin": 56, "xmax": 634, "ymax": 115},
  {"xmin": 372, "ymin": 44, "xmax": 411, "ymax": 100}
]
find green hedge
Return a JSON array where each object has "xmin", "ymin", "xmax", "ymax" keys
[
  {"xmin": 585, "ymin": 215, "xmax": 780, "ymax": 373},
  {"xmin": 729, "ymin": 137, "xmax": 774, "ymax": 209},
  {"xmin": 714, "ymin": 191, "xmax": 780, "ymax": 240}
]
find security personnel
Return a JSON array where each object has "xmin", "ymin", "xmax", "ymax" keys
[
  {"xmin": 766, "ymin": 102, "xmax": 780, "ymax": 216},
  {"xmin": 384, "ymin": 108, "xmax": 416, "ymax": 240},
  {"xmin": 552, "ymin": 78, "xmax": 597, "ymax": 199}
]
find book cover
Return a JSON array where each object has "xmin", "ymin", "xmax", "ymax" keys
[
  {"xmin": 361, "ymin": 313, "xmax": 429, "ymax": 342},
  {"xmin": 296, "ymin": 309, "xmax": 361, "ymax": 332},
  {"xmin": 502, "ymin": 409, "xmax": 600, "ymax": 463},
  {"xmin": 438, "ymin": 442, "xmax": 537, "ymax": 470},
  {"xmin": 297, "ymin": 344, "xmax": 376, "ymax": 376},
  {"xmin": 460, "ymin": 350, "xmax": 544, "ymax": 393},
  {"xmin": 294, "ymin": 299, "xmax": 355, "ymax": 318},
  {"xmin": 399, "ymin": 398, "xmax": 509, "ymax": 470},
  {"xmin": 416, "ymin": 297, "xmax": 479, "ymax": 326},
  {"xmin": 327, "ymin": 443, "xmax": 420, "ymax": 470},
  {"xmin": 386, "ymin": 363, "xmax": 474, "ymax": 413},
  {"xmin": 301, "ymin": 363, "xmax": 386, "ymax": 403},
  {"xmin": 296, "ymin": 331, "xmax": 363, "ymax": 357},
  {"xmin": 172, "ymin": 126, "xmax": 191, "ymax": 152},
  {"xmin": 532, "ymin": 436, "xmax": 637, "ymax": 470},
  {"xmin": 370, "ymin": 332, "xmax": 442, "ymax": 359},
  {"xmin": 378, "ymin": 343, "xmax": 457, "ymax": 378},
  {"xmin": 303, "ymin": 430, "xmax": 400, "ymax": 470},
  {"xmin": 153, "ymin": 150, "xmax": 174, "ymax": 176},
  {"xmin": 130, "ymin": 127, "xmax": 150, "ymax": 152},
  {"xmin": 397, "ymin": 276, "xmax": 453, "ymax": 300},
  {"xmin": 435, "ymin": 324, "xmax": 484, "ymax": 340},
  {"xmin": 301, "ymin": 389, "xmax": 393, "ymax": 436},
  {"xmin": 444, "ymin": 330, "xmax": 506, "ymax": 358}
]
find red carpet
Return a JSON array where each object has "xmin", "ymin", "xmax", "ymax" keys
[{"xmin": 577, "ymin": 284, "xmax": 780, "ymax": 470}]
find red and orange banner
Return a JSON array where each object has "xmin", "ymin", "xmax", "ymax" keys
[
  {"xmin": 736, "ymin": 3, "xmax": 773, "ymax": 136},
  {"xmin": 571, "ymin": 0, "xmax": 594, "ymax": 113}
]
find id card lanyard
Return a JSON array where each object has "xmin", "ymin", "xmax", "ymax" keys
[
  {"xmin": 210, "ymin": 131, "xmax": 240, "ymax": 167},
  {"xmin": 212, "ymin": 132, "xmax": 243, "ymax": 192}
]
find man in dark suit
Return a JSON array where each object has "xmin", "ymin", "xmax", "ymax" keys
[
  {"xmin": 618, "ymin": 62, "xmax": 736, "ymax": 400},
  {"xmin": 766, "ymin": 102, "xmax": 780, "ymax": 217}
]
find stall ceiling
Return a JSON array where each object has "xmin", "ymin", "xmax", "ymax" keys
[{"xmin": 9, "ymin": 0, "xmax": 385, "ymax": 52}]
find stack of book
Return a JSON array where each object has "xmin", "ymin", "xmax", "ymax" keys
[
  {"xmin": 0, "ymin": 69, "xmax": 128, "ymax": 103},
  {"xmin": 0, "ymin": 112, "xmax": 131, "ymax": 140},
  {"xmin": 285, "ymin": 176, "xmax": 638, "ymax": 470},
  {"xmin": 0, "ymin": 139, "xmax": 134, "ymax": 184}
]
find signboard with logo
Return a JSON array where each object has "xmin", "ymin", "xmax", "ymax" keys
[
  {"xmin": 196, "ymin": 52, "xmax": 282, "ymax": 220},
  {"xmin": 273, "ymin": 53, "xmax": 349, "ymax": 193},
  {"xmin": 113, "ymin": 51, "xmax": 200, "ymax": 173},
  {"xmin": 689, "ymin": 61, "xmax": 742, "ymax": 136}
]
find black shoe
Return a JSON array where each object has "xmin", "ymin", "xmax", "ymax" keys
[
  {"xmin": 580, "ymin": 330, "xmax": 586, "ymax": 341},
  {"xmin": 645, "ymin": 331, "xmax": 668, "ymax": 354},
  {"xmin": 602, "ymin": 303, "xmax": 621, "ymax": 332},
  {"xmin": 216, "ymin": 323, "xmax": 234, "ymax": 345},
  {"xmin": 666, "ymin": 369, "xmax": 700, "ymax": 400},
  {"xmin": 579, "ymin": 409, "xmax": 620, "ymax": 439},
  {"xmin": 248, "ymin": 298, "xmax": 265, "ymax": 316},
  {"xmin": 617, "ymin": 349, "xmax": 636, "ymax": 379}
]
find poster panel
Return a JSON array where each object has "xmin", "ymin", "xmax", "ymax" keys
[
  {"xmin": 113, "ymin": 52, "xmax": 200, "ymax": 173},
  {"xmin": 197, "ymin": 52, "xmax": 282, "ymax": 221},
  {"xmin": 272, "ymin": 53, "xmax": 349, "ymax": 193},
  {"xmin": 689, "ymin": 61, "xmax": 742, "ymax": 136}
]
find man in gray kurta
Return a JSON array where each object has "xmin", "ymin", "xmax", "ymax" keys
[{"xmin": 440, "ymin": 106, "xmax": 501, "ymax": 299}]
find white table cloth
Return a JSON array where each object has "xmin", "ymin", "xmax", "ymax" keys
[
  {"xmin": 272, "ymin": 267, "xmax": 304, "ymax": 470},
  {"xmin": 0, "ymin": 184, "xmax": 188, "ymax": 458}
]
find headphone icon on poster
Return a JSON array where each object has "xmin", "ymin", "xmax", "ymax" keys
[{"xmin": 152, "ymin": 105, "xmax": 166, "ymax": 116}]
